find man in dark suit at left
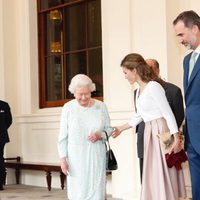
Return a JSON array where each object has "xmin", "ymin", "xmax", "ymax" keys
[{"xmin": 0, "ymin": 100, "xmax": 12, "ymax": 190}]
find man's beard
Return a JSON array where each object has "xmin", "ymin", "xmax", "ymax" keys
[{"xmin": 185, "ymin": 35, "xmax": 197, "ymax": 50}]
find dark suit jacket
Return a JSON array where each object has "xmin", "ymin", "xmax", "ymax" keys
[
  {"xmin": 183, "ymin": 52, "xmax": 200, "ymax": 154},
  {"xmin": 0, "ymin": 100, "xmax": 12, "ymax": 144},
  {"xmin": 135, "ymin": 81, "xmax": 184, "ymax": 158}
]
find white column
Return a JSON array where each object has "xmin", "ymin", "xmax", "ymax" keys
[
  {"xmin": 102, "ymin": 0, "xmax": 140, "ymax": 199},
  {"xmin": 0, "ymin": 0, "xmax": 5, "ymax": 98}
]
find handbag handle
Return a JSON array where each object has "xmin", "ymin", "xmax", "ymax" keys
[{"xmin": 104, "ymin": 131, "xmax": 111, "ymax": 151}]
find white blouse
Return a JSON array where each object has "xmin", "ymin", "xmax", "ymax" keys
[{"xmin": 129, "ymin": 81, "xmax": 178, "ymax": 134}]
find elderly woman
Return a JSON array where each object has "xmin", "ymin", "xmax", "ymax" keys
[{"xmin": 58, "ymin": 74, "xmax": 112, "ymax": 200}]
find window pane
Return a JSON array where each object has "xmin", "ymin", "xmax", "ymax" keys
[
  {"xmin": 64, "ymin": 3, "xmax": 86, "ymax": 52},
  {"xmin": 45, "ymin": 56, "xmax": 63, "ymax": 101},
  {"xmin": 87, "ymin": 0, "xmax": 102, "ymax": 47},
  {"xmin": 40, "ymin": 0, "xmax": 63, "ymax": 10},
  {"xmin": 88, "ymin": 48, "xmax": 103, "ymax": 97},
  {"xmin": 45, "ymin": 10, "xmax": 62, "ymax": 56},
  {"xmin": 37, "ymin": 0, "xmax": 103, "ymax": 107},
  {"xmin": 65, "ymin": 52, "xmax": 87, "ymax": 98}
]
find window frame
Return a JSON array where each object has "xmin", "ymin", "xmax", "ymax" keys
[{"xmin": 37, "ymin": 0, "xmax": 103, "ymax": 108}]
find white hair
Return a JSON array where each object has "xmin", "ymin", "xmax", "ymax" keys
[{"xmin": 68, "ymin": 74, "xmax": 96, "ymax": 94}]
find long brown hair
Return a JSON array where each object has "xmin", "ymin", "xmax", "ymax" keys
[{"xmin": 121, "ymin": 53, "xmax": 164, "ymax": 86}]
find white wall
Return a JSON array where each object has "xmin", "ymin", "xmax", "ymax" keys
[
  {"xmin": 0, "ymin": 0, "xmax": 5, "ymax": 97},
  {"xmin": 131, "ymin": 0, "xmax": 168, "ymax": 79},
  {"xmin": 101, "ymin": 1, "xmax": 139, "ymax": 198},
  {"xmin": 2, "ymin": 0, "xmax": 199, "ymax": 199}
]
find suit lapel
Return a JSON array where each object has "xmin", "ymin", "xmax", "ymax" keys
[
  {"xmin": 184, "ymin": 54, "xmax": 191, "ymax": 94},
  {"xmin": 184, "ymin": 52, "xmax": 200, "ymax": 96}
]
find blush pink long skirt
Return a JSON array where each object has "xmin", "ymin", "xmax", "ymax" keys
[{"xmin": 140, "ymin": 118, "xmax": 186, "ymax": 200}]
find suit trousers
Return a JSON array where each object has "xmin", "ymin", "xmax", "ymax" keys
[
  {"xmin": 139, "ymin": 158, "xmax": 143, "ymax": 183},
  {"xmin": 0, "ymin": 142, "xmax": 6, "ymax": 185},
  {"xmin": 187, "ymin": 139, "xmax": 200, "ymax": 200}
]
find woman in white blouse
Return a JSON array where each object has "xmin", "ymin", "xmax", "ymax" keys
[
  {"xmin": 58, "ymin": 74, "xmax": 112, "ymax": 200},
  {"xmin": 112, "ymin": 53, "xmax": 186, "ymax": 200}
]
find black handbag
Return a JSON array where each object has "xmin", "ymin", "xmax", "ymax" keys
[{"xmin": 104, "ymin": 131, "xmax": 118, "ymax": 171}]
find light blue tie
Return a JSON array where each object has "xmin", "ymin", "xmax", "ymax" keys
[{"xmin": 188, "ymin": 51, "xmax": 198, "ymax": 81}]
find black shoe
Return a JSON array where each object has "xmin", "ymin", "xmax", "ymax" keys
[{"xmin": 0, "ymin": 185, "xmax": 4, "ymax": 190}]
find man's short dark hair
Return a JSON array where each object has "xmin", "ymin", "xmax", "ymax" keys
[{"xmin": 173, "ymin": 10, "xmax": 200, "ymax": 29}]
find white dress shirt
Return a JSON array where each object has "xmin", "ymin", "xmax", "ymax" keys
[
  {"xmin": 193, "ymin": 45, "xmax": 200, "ymax": 59},
  {"xmin": 188, "ymin": 45, "xmax": 200, "ymax": 80}
]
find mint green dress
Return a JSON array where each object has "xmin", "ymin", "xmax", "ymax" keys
[{"xmin": 58, "ymin": 99, "xmax": 112, "ymax": 200}]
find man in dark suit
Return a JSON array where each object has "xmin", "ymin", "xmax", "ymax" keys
[
  {"xmin": 173, "ymin": 10, "xmax": 200, "ymax": 200},
  {"xmin": 135, "ymin": 59, "xmax": 184, "ymax": 182},
  {"xmin": 0, "ymin": 100, "xmax": 12, "ymax": 190}
]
